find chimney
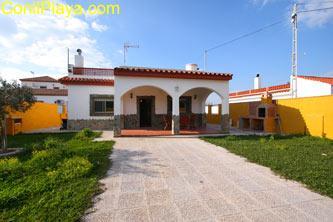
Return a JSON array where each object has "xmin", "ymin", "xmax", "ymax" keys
[
  {"xmin": 185, "ymin": 64, "xmax": 199, "ymax": 71},
  {"xmin": 254, "ymin": 74, "xmax": 261, "ymax": 89},
  {"xmin": 74, "ymin": 49, "xmax": 84, "ymax": 67}
]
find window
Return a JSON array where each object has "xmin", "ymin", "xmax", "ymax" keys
[
  {"xmin": 54, "ymin": 87, "xmax": 60, "ymax": 89},
  {"xmin": 14, "ymin": 119, "xmax": 22, "ymax": 124},
  {"xmin": 40, "ymin": 86, "xmax": 47, "ymax": 89},
  {"xmin": 258, "ymin": 107, "xmax": 266, "ymax": 118},
  {"xmin": 90, "ymin": 95, "xmax": 114, "ymax": 116},
  {"xmin": 179, "ymin": 96, "xmax": 191, "ymax": 114}
]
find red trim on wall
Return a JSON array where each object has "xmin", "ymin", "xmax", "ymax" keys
[
  {"xmin": 298, "ymin": 75, "xmax": 333, "ymax": 85},
  {"xmin": 229, "ymin": 89, "xmax": 290, "ymax": 98},
  {"xmin": 59, "ymin": 77, "xmax": 114, "ymax": 86},
  {"xmin": 114, "ymin": 67, "xmax": 232, "ymax": 81}
]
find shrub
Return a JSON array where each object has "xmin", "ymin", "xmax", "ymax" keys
[
  {"xmin": 75, "ymin": 128, "xmax": 95, "ymax": 140},
  {"xmin": 25, "ymin": 150, "xmax": 63, "ymax": 172},
  {"xmin": 0, "ymin": 158, "xmax": 22, "ymax": 179},
  {"xmin": 48, "ymin": 156, "xmax": 93, "ymax": 181},
  {"xmin": 44, "ymin": 137, "xmax": 62, "ymax": 149}
]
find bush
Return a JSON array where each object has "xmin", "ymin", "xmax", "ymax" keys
[
  {"xmin": 0, "ymin": 158, "xmax": 22, "ymax": 180},
  {"xmin": 44, "ymin": 137, "xmax": 62, "ymax": 149},
  {"xmin": 75, "ymin": 128, "xmax": 95, "ymax": 140},
  {"xmin": 1, "ymin": 133, "xmax": 114, "ymax": 221},
  {"xmin": 25, "ymin": 150, "xmax": 63, "ymax": 172},
  {"xmin": 48, "ymin": 156, "xmax": 93, "ymax": 181}
]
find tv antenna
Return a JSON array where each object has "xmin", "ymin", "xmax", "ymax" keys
[{"xmin": 123, "ymin": 42, "xmax": 139, "ymax": 66}]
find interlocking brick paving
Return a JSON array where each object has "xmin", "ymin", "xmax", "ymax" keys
[{"xmin": 84, "ymin": 136, "xmax": 333, "ymax": 222}]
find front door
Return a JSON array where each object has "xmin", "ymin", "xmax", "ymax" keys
[{"xmin": 139, "ymin": 97, "xmax": 153, "ymax": 127}]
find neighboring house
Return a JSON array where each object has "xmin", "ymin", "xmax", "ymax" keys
[
  {"xmin": 20, "ymin": 76, "xmax": 68, "ymax": 104},
  {"xmin": 60, "ymin": 51, "xmax": 232, "ymax": 136},
  {"xmin": 229, "ymin": 74, "xmax": 333, "ymax": 103}
]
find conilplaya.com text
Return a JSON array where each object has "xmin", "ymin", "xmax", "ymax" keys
[{"xmin": 1, "ymin": 0, "xmax": 121, "ymax": 17}]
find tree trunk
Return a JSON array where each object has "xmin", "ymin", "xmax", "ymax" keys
[{"xmin": 0, "ymin": 118, "xmax": 7, "ymax": 152}]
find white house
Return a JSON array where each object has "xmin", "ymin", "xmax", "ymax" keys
[
  {"xmin": 60, "ymin": 51, "xmax": 232, "ymax": 136},
  {"xmin": 20, "ymin": 76, "xmax": 68, "ymax": 104},
  {"xmin": 229, "ymin": 74, "xmax": 333, "ymax": 103}
]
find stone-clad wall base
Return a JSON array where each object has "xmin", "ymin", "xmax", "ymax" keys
[
  {"xmin": 123, "ymin": 114, "xmax": 171, "ymax": 129},
  {"xmin": 221, "ymin": 114, "xmax": 230, "ymax": 133},
  {"xmin": 172, "ymin": 115, "xmax": 180, "ymax": 135},
  {"xmin": 124, "ymin": 115, "xmax": 139, "ymax": 129},
  {"xmin": 68, "ymin": 119, "xmax": 113, "ymax": 131}
]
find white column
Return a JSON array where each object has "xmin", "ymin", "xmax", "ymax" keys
[
  {"xmin": 113, "ymin": 94, "xmax": 122, "ymax": 137},
  {"xmin": 172, "ymin": 96, "xmax": 180, "ymax": 135}
]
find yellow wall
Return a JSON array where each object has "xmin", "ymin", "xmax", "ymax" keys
[
  {"xmin": 277, "ymin": 95, "xmax": 333, "ymax": 139},
  {"xmin": 7, "ymin": 102, "xmax": 67, "ymax": 135},
  {"xmin": 229, "ymin": 103, "xmax": 249, "ymax": 127},
  {"xmin": 228, "ymin": 95, "xmax": 333, "ymax": 139},
  {"xmin": 206, "ymin": 105, "xmax": 222, "ymax": 124}
]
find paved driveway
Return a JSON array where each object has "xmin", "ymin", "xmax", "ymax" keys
[{"xmin": 85, "ymin": 137, "xmax": 333, "ymax": 222}]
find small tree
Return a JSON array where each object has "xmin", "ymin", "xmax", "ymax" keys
[{"xmin": 0, "ymin": 78, "xmax": 36, "ymax": 151}]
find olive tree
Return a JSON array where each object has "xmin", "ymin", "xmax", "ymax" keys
[{"xmin": 0, "ymin": 78, "xmax": 35, "ymax": 151}]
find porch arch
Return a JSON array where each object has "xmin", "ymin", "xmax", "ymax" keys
[{"xmin": 179, "ymin": 87, "xmax": 229, "ymax": 133}]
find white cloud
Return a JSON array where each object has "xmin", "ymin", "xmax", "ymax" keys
[
  {"xmin": 91, "ymin": 21, "xmax": 108, "ymax": 32},
  {"xmin": 297, "ymin": 0, "xmax": 333, "ymax": 27},
  {"xmin": 0, "ymin": 67, "xmax": 31, "ymax": 82},
  {"xmin": 250, "ymin": 0, "xmax": 333, "ymax": 27},
  {"xmin": 0, "ymin": 10, "xmax": 111, "ymax": 81},
  {"xmin": 251, "ymin": 0, "xmax": 274, "ymax": 7}
]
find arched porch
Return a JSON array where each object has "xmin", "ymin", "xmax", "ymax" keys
[{"xmin": 113, "ymin": 67, "xmax": 231, "ymax": 137}]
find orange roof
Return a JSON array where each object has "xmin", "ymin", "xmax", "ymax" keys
[
  {"xmin": 114, "ymin": 67, "xmax": 233, "ymax": 81},
  {"xmin": 32, "ymin": 89, "xmax": 68, "ymax": 96},
  {"xmin": 230, "ymin": 83, "xmax": 290, "ymax": 98},
  {"xmin": 298, "ymin": 75, "xmax": 333, "ymax": 85},
  {"xmin": 59, "ymin": 77, "xmax": 114, "ymax": 86},
  {"xmin": 20, "ymin": 76, "xmax": 59, "ymax": 83}
]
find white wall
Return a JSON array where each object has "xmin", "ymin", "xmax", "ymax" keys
[
  {"xmin": 68, "ymin": 85, "xmax": 114, "ymax": 120},
  {"xmin": 296, "ymin": 77, "xmax": 332, "ymax": 98},
  {"xmin": 122, "ymin": 86, "xmax": 168, "ymax": 115},
  {"xmin": 36, "ymin": 95, "xmax": 68, "ymax": 104},
  {"xmin": 121, "ymin": 86, "xmax": 215, "ymax": 115},
  {"xmin": 22, "ymin": 81, "xmax": 66, "ymax": 89},
  {"xmin": 114, "ymin": 76, "xmax": 230, "ymax": 115}
]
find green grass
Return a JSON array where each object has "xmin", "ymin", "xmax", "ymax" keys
[
  {"xmin": 202, "ymin": 135, "xmax": 333, "ymax": 198},
  {"xmin": 0, "ymin": 129, "xmax": 114, "ymax": 222}
]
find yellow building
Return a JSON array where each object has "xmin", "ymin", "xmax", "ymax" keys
[{"xmin": 6, "ymin": 102, "xmax": 67, "ymax": 135}]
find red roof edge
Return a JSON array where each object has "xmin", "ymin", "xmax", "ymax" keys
[
  {"xmin": 298, "ymin": 75, "xmax": 333, "ymax": 85},
  {"xmin": 59, "ymin": 77, "xmax": 114, "ymax": 86},
  {"xmin": 114, "ymin": 67, "xmax": 232, "ymax": 81},
  {"xmin": 229, "ymin": 83, "xmax": 290, "ymax": 98}
]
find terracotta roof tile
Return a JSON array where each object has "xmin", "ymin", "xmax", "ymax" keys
[
  {"xmin": 59, "ymin": 76, "xmax": 114, "ymax": 86},
  {"xmin": 32, "ymin": 88, "xmax": 68, "ymax": 96},
  {"xmin": 298, "ymin": 75, "xmax": 333, "ymax": 85},
  {"xmin": 20, "ymin": 76, "xmax": 59, "ymax": 83},
  {"xmin": 114, "ymin": 66, "xmax": 232, "ymax": 81}
]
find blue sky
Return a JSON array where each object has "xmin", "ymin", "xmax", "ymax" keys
[{"xmin": 0, "ymin": 0, "xmax": 332, "ymax": 99}]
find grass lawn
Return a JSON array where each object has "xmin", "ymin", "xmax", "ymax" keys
[
  {"xmin": 203, "ymin": 135, "xmax": 333, "ymax": 198},
  {"xmin": 0, "ymin": 129, "xmax": 114, "ymax": 221}
]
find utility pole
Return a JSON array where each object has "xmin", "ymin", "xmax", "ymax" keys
[
  {"xmin": 123, "ymin": 42, "xmax": 139, "ymax": 66},
  {"xmin": 291, "ymin": 3, "xmax": 298, "ymax": 98}
]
